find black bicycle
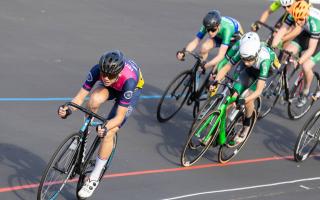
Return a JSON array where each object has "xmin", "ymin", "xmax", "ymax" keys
[
  {"xmin": 255, "ymin": 22, "xmax": 320, "ymax": 119},
  {"xmin": 157, "ymin": 51, "xmax": 211, "ymax": 122},
  {"xmin": 294, "ymin": 107, "xmax": 320, "ymax": 162},
  {"xmin": 37, "ymin": 102, "xmax": 117, "ymax": 200}
]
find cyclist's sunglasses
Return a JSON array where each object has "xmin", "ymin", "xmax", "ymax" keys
[
  {"xmin": 241, "ymin": 56, "xmax": 257, "ymax": 62},
  {"xmin": 100, "ymin": 72, "xmax": 119, "ymax": 79},
  {"xmin": 282, "ymin": 5, "xmax": 291, "ymax": 9},
  {"xmin": 206, "ymin": 26, "xmax": 219, "ymax": 32}
]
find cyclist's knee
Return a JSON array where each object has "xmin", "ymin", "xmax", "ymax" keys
[
  {"xmin": 88, "ymin": 93, "xmax": 108, "ymax": 110},
  {"xmin": 103, "ymin": 127, "xmax": 118, "ymax": 141},
  {"xmin": 200, "ymin": 40, "xmax": 214, "ymax": 55},
  {"xmin": 302, "ymin": 59, "xmax": 315, "ymax": 71}
]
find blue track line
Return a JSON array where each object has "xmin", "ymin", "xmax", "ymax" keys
[{"xmin": 0, "ymin": 95, "xmax": 162, "ymax": 102}]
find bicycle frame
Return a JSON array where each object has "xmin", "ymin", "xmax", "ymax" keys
[
  {"xmin": 64, "ymin": 102, "xmax": 107, "ymax": 174},
  {"xmin": 195, "ymin": 86, "xmax": 238, "ymax": 146}
]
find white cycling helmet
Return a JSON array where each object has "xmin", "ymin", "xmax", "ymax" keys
[
  {"xmin": 239, "ymin": 40, "xmax": 261, "ymax": 60},
  {"xmin": 240, "ymin": 32, "xmax": 260, "ymax": 45},
  {"xmin": 280, "ymin": 0, "xmax": 295, "ymax": 7}
]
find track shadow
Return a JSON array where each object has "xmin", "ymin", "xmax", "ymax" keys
[
  {"xmin": 0, "ymin": 143, "xmax": 76, "ymax": 200},
  {"xmin": 255, "ymin": 117, "xmax": 298, "ymax": 159},
  {"xmin": 132, "ymin": 83, "xmax": 199, "ymax": 166}
]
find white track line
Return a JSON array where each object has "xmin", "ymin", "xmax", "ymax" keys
[{"xmin": 161, "ymin": 177, "xmax": 320, "ymax": 200}]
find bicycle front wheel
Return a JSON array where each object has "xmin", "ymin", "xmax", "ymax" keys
[
  {"xmin": 180, "ymin": 110, "xmax": 220, "ymax": 167},
  {"xmin": 294, "ymin": 110, "xmax": 320, "ymax": 162},
  {"xmin": 218, "ymin": 110, "xmax": 257, "ymax": 164},
  {"xmin": 288, "ymin": 71, "xmax": 320, "ymax": 119},
  {"xmin": 259, "ymin": 72, "xmax": 282, "ymax": 119},
  {"xmin": 76, "ymin": 134, "xmax": 117, "ymax": 200},
  {"xmin": 157, "ymin": 70, "xmax": 192, "ymax": 122},
  {"xmin": 37, "ymin": 133, "xmax": 81, "ymax": 200}
]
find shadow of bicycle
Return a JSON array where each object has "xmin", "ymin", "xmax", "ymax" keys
[{"xmin": 0, "ymin": 143, "xmax": 78, "ymax": 200}]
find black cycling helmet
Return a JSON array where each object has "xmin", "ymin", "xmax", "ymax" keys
[
  {"xmin": 203, "ymin": 10, "xmax": 222, "ymax": 31},
  {"xmin": 99, "ymin": 50, "xmax": 125, "ymax": 75}
]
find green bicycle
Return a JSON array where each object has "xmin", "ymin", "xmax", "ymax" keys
[{"xmin": 180, "ymin": 76, "xmax": 257, "ymax": 166}]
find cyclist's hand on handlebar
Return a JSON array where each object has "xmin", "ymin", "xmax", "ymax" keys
[
  {"xmin": 251, "ymin": 21, "xmax": 261, "ymax": 32},
  {"xmin": 96, "ymin": 124, "xmax": 108, "ymax": 137},
  {"xmin": 208, "ymin": 79, "xmax": 218, "ymax": 92},
  {"xmin": 176, "ymin": 48, "xmax": 186, "ymax": 61},
  {"xmin": 236, "ymin": 98, "xmax": 246, "ymax": 107},
  {"xmin": 198, "ymin": 61, "xmax": 207, "ymax": 74},
  {"xmin": 58, "ymin": 105, "xmax": 72, "ymax": 119}
]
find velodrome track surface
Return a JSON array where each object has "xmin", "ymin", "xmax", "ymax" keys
[{"xmin": 0, "ymin": 0, "xmax": 320, "ymax": 199}]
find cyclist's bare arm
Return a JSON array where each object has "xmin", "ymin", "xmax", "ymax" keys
[
  {"xmin": 283, "ymin": 25, "xmax": 303, "ymax": 43},
  {"xmin": 71, "ymin": 88, "xmax": 90, "ymax": 111},
  {"xmin": 104, "ymin": 105, "xmax": 128, "ymax": 130},
  {"xmin": 299, "ymin": 38, "xmax": 319, "ymax": 64},
  {"xmin": 205, "ymin": 44, "xmax": 228, "ymax": 70},
  {"xmin": 215, "ymin": 61, "xmax": 232, "ymax": 82},
  {"xmin": 185, "ymin": 37, "xmax": 201, "ymax": 52},
  {"xmin": 177, "ymin": 37, "xmax": 200, "ymax": 60},
  {"xmin": 58, "ymin": 88, "xmax": 89, "ymax": 118},
  {"xmin": 245, "ymin": 79, "xmax": 265, "ymax": 102},
  {"xmin": 259, "ymin": 8, "xmax": 273, "ymax": 24},
  {"xmin": 272, "ymin": 23, "xmax": 291, "ymax": 48}
]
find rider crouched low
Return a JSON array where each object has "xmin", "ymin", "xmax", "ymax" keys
[{"xmin": 209, "ymin": 32, "xmax": 277, "ymax": 144}]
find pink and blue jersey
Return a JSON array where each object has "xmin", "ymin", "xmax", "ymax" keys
[{"xmin": 82, "ymin": 59, "xmax": 141, "ymax": 107}]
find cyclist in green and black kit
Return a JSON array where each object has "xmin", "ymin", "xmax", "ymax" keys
[
  {"xmin": 210, "ymin": 32, "xmax": 277, "ymax": 144},
  {"xmin": 251, "ymin": 0, "xmax": 296, "ymax": 31},
  {"xmin": 177, "ymin": 10, "xmax": 243, "ymax": 74},
  {"xmin": 272, "ymin": 1, "xmax": 320, "ymax": 107}
]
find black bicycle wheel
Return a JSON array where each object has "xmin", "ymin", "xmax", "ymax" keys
[
  {"xmin": 288, "ymin": 72, "xmax": 320, "ymax": 119},
  {"xmin": 218, "ymin": 110, "xmax": 257, "ymax": 163},
  {"xmin": 157, "ymin": 70, "xmax": 192, "ymax": 122},
  {"xmin": 180, "ymin": 110, "xmax": 220, "ymax": 167},
  {"xmin": 258, "ymin": 72, "xmax": 283, "ymax": 119},
  {"xmin": 76, "ymin": 134, "xmax": 117, "ymax": 200},
  {"xmin": 294, "ymin": 110, "xmax": 320, "ymax": 162},
  {"xmin": 37, "ymin": 133, "xmax": 81, "ymax": 200}
]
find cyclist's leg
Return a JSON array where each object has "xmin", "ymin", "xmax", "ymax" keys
[
  {"xmin": 302, "ymin": 59, "xmax": 316, "ymax": 95},
  {"xmin": 200, "ymin": 38, "xmax": 216, "ymax": 61},
  {"xmin": 302, "ymin": 43, "xmax": 320, "ymax": 95},
  {"xmin": 87, "ymin": 85, "xmax": 110, "ymax": 113},
  {"xmin": 78, "ymin": 85, "xmax": 111, "ymax": 198}
]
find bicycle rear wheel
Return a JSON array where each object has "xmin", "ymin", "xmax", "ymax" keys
[
  {"xmin": 258, "ymin": 72, "xmax": 283, "ymax": 119},
  {"xmin": 294, "ymin": 110, "xmax": 320, "ymax": 162},
  {"xmin": 288, "ymin": 72, "xmax": 320, "ymax": 119},
  {"xmin": 157, "ymin": 70, "xmax": 192, "ymax": 122},
  {"xmin": 37, "ymin": 133, "xmax": 81, "ymax": 200},
  {"xmin": 76, "ymin": 134, "xmax": 117, "ymax": 200},
  {"xmin": 218, "ymin": 110, "xmax": 257, "ymax": 164},
  {"xmin": 180, "ymin": 110, "xmax": 220, "ymax": 167}
]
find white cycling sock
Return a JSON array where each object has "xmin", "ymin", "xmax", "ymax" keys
[
  {"xmin": 89, "ymin": 156, "xmax": 108, "ymax": 181},
  {"xmin": 303, "ymin": 88, "xmax": 310, "ymax": 96}
]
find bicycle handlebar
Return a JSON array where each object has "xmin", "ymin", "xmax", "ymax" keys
[
  {"xmin": 184, "ymin": 51, "xmax": 202, "ymax": 62},
  {"xmin": 255, "ymin": 21, "xmax": 275, "ymax": 33},
  {"xmin": 64, "ymin": 102, "xmax": 106, "ymax": 122}
]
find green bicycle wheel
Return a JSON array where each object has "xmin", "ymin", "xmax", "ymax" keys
[
  {"xmin": 218, "ymin": 110, "xmax": 257, "ymax": 164},
  {"xmin": 180, "ymin": 110, "xmax": 220, "ymax": 167}
]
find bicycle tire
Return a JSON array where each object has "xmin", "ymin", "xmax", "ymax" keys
[
  {"xmin": 76, "ymin": 134, "xmax": 117, "ymax": 200},
  {"xmin": 294, "ymin": 110, "xmax": 320, "ymax": 162},
  {"xmin": 157, "ymin": 70, "xmax": 192, "ymax": 122},
  {"xmin": 258, "ymin": 72, "xmax": 283, "ymax": 119},
  {"xmin": 218, "ymin": 110, "xmax": 257, "ymax": 163},
  {"xmin": 37, "ymin": 132, "xmax": 81, "ymax": 200},
  {"xmin": 180, "ymin": 110, "xmax": 220, "ymax": 167},
  {"xmin": 288, "ymin": 72, "xmax": 320, "ymax": 119}
]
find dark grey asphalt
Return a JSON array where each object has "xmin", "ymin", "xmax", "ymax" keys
[{"xmin": 0, "ymin": 0, "xmax": 320, "ymax": 199}]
